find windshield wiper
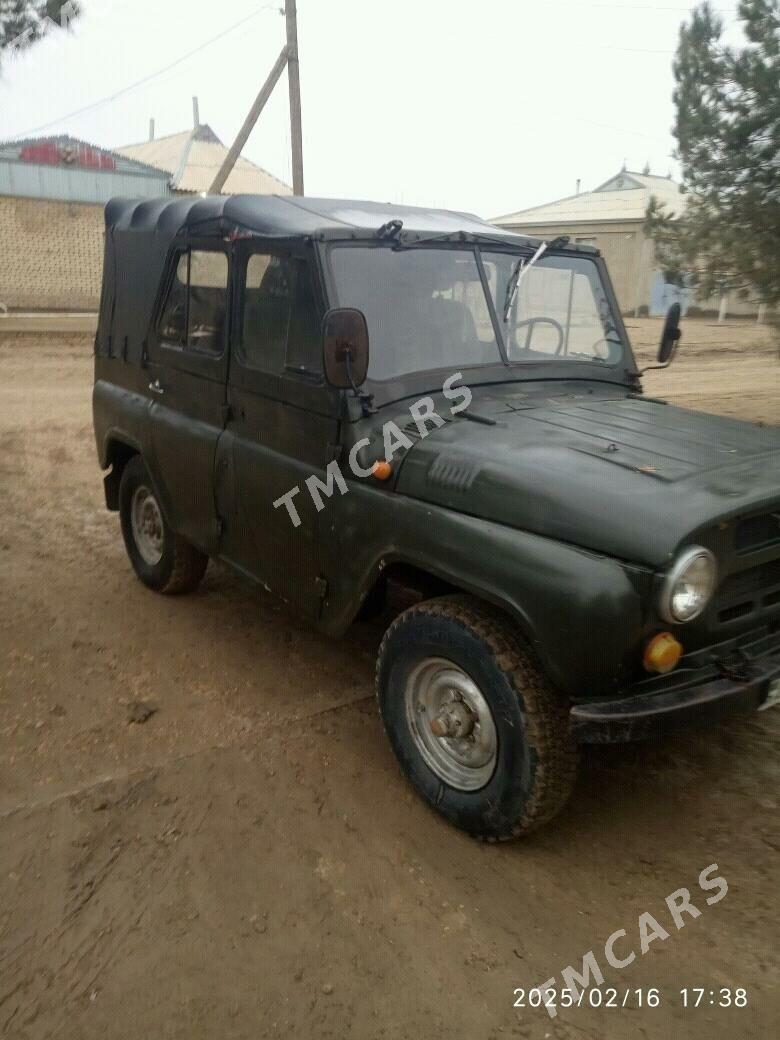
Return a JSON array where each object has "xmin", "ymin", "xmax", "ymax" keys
[
  {"xmin": 392, "ymin": 230, "xmax": 536, "ymax": 252},
  {"xmin": 502, "ymin": 242, "xmax": 548, "ymax": 322}
]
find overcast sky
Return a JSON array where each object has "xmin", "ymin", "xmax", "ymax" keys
[{"xmin": 0, "ymin": 0, "xmax": 744, "ymax": 218}]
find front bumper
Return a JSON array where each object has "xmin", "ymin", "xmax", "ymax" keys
[{"xmin": 571, "ymin": 628, "xmax": 780, "ymax": 743}]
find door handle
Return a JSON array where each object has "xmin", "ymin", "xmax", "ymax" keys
[{"xmin": 148, "ymin": 379, "xmax": 165, "ymax": 396}]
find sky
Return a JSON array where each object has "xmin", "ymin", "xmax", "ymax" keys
[{"xmin": 0, "ymin": 0, "xmax": 745, "ymax": 219}]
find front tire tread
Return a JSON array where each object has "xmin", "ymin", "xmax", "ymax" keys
[{"xmin": 376, "ymin": 594, "xmax": 577, "ymax": 840}]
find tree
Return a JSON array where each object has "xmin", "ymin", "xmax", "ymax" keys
[
  {"xmin": 645, "ymin": 0, "xmax": 780, "ymax": 306},
  {"xmin": 0, "ymin": 2, "xmax": 79, "ymax": 62}
]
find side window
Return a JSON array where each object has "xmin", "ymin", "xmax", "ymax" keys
[
  {"xmin": 188, "ymin": 251, "xmax": 228, "ymax": 354},
  {"xmin": 159, "ymin": 253, "xmax": 189, "ymax": 345},
  {"xmin": 241, "ymin": 253, "xmax": 321, "ymax": 374},
  {"xmin": 158, "ymin": 249, "xmax": 228, "ymax": 355},
  {"xmin": 242, "ymin": 254, "xmax": 291, "ymax": 371},
  {"xmin": 286, "ymin": 259, "xmax": 321, "ymax": 374}
]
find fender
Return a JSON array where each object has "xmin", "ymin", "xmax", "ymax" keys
[
  {"xmin": 98, "ymin": 430, "xmax": 176, "ymax": 532},
  {"xmin": 100, "ymin": 433, "xmax": 140, "ymax": 509},
  {"xmin": 323, "ymin": 482, "xmax": 649, "ymax": 699},
  {"xmin": 93, "ymin": 378, "xmax": 174, "ymax": 527},
  {"xmin": 347, "ymin": 547, "xmax": 542, "ymax": 648},
  {"xmin": 93, "ymin": 380, "xmax": 150, "ymax": 465}
]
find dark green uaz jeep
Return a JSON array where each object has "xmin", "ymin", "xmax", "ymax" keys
[{"xmin": 93, "ymin": 195, "xmax": 780, "ymax": 839}]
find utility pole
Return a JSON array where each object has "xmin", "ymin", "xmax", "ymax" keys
[
  {"xmin": 209, "ymin": 47, "xmax": 289, "ymax": 194},
  {"xmin": 208, "ymin": 0, "xmax": 305, "ymax": 196},
  {"xmin": 285, "ymin": 0, "xmax": 304, "ymax": 195}
]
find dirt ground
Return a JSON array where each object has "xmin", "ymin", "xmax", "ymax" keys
[{"xmin": 0, "ymin": 320, "xmax": 778, "ymax": 1040}]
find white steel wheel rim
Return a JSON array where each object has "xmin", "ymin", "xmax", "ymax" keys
[
  {"xmin": 404, "ymin": 657, "xmax": 498, "ymax": 792},
  {"xmin": 131, "ymin": 484, "xmax": 164, "ymax": 566}
]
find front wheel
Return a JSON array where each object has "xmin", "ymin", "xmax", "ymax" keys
[
  {"xmin": 376, "ymin": 595, "xmax": 577, "ymax": 840},
  {"xmin": 119, "ymin": 455, "xmax": 208, "ymax": 594}
]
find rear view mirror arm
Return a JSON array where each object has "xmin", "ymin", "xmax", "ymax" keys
[
  {"xmin": 343, "ymin": 351, "xmax": 375, "ymax": 417},
  {"xmin": 640, "ymin": 352, "xmax": 676, "ymax": 375}
]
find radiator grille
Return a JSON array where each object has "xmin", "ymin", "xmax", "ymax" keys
[
  {"xmin": 735, "ymin": 512, "xmax": 780, "ymax": 555},
  {"xmin": 714, "ymin": 558, "xmax": 780, "ymax": 626}
]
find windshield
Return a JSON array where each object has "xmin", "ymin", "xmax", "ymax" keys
[
  {"xmin": 329, "ymin": 246, "xmax": 501, "ymax": 381},
  {"xmin": 483, "ymin": 251, "xmax": 623, "ymax": 366},
  {"xmin": 328, "ymin": 244, "xmax": 624, "ymax": 381}
]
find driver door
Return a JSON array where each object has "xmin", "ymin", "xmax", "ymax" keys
[{"xmin": 215, "ymin": 241, "xmax": 341, "ymax": 617}]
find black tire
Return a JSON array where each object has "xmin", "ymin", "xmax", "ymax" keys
[
  {"xmin": 118, "ymin": 455, "xmax": 208, "ymax": 595},
  {"xmin": 376, "ymin": 595, "xmax": 577, "ymax": 840}
]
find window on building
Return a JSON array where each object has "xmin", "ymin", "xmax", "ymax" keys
[
  {"xmin": 158, "ymin": 249, "xmax": 228, "ymax": 355},
  {"xmin": 241, "ymin": 253, "xmax": 320, "ymax": 374}
]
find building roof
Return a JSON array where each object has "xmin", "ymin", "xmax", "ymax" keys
[
  {"xmin": 0, "ymin": 133, "xmax": 167, "ymax": 178},
  {"xmin": 116, "ymin": 124, "xmax": 292, "ymax": 196},
  {"xmin": 0, "ymin": 133, "xmax": 170, "ymax": 204},
  {"xmin": 492, "ymin": 170, "xmax": 685, "ymax": 227}
]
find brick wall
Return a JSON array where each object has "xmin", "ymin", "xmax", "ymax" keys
[{"xmin": 0, "ymin": 195, "xmax": 104, "ymax": 311}]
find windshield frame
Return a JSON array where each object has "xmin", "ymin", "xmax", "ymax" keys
[{"xmin": 318, "ymin": 238, "xmax": 638, "ymax": 405}]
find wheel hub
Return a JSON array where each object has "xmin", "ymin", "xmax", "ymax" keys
[
  {"xmin": 404, "ymin": 658, "xmax": 498, "ymax": 792},
  {"xmin": 430, "ymin": 699, "xmax": 476, "ymax": 739},
  {"xmin": 130, "ymin": 485, "xmax": 164, "ymax": 566}
]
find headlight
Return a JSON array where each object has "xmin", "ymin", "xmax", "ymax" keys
[{"xmin": 659, "ymin": 546, "xmax": 717, "ymax": 624}]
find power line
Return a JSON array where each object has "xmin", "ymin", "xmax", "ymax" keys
[
  {"xmin": 577, "ymin": 113, "xmax": 675, "ymax": 145},
  {"xmin": 9, "ymin": 4, "xmax": 282, "ymax": 139},
  {"xmin": 534, "ymin": 0, "xmax": 735, "ymax": 10},
  {"xmin": 598, "ymin": 44, "xmax": 675, "ymax": 53}
]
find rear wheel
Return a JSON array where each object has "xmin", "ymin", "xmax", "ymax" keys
[
  {"xmin": 119, "ymin": 455, "xmax": 207, "ymax": 594},
  {"xmin": 376, "ymin": 595, "xmax": 577, "ymax": 840}
]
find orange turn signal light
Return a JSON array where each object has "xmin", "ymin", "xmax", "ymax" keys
[
  {"xmin": 372, "ymin": 460, "xmax": 393, "ymax": 481},
  {"xmin": 643, "ymin": 632, "xmax": 683, "ymax": 675}
]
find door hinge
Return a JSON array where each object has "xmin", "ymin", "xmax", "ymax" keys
[{"xmin": 315, "ymin": 577, "xmax": 328, "ymax": 599}]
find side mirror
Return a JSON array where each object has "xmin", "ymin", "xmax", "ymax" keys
[
  {"xmin": 323, "ymin": 308, "xmax": 369, "ymax": 389},
  {"xmin": 658, "ymin": 303, "xmax": 682, "ymax": 365}
]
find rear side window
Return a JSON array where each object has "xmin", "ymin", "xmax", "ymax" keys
[
  {"xmin": 241, "ymin": 253, "xmax": 320, "ymax": 374},
  {"xmin": 158, "ymin": 249, "xmax": 228, "ymax": 355}
]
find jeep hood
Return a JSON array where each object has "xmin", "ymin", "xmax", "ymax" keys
[{"xmin": 395, "ymin": 385, "xmax": 780, "ymax": 568}]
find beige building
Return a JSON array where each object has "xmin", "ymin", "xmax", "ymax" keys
[
  {"xmin": 492, "ymin": 170, "xmax": 684, "ymax": 316},
  {"xmin": 492, "ymin": 169, "xmax": 764, "ymax": 319}
]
